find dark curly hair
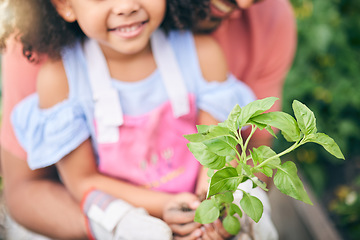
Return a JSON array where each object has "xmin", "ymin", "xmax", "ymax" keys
[{"xmin": 0, "ymin": 0, "xmax": 210, "ymax": 61}]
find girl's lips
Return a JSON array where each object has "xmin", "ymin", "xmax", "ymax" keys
[{"xmin": 110, "ymin": 21, "xmax": 148, "ymax": 39}]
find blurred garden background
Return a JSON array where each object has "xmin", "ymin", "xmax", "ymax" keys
[
  {"xmin": 273, "ymin": 0, "xmax": 360, "ymax": 239},
  {"xmin": 0, "ymin": 0, "xmax": 359, "ymax": 239}
]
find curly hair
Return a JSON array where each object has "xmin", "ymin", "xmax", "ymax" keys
[{"xmin": 0, "ymin": 0, "xmax": 210, "ymax": 61}]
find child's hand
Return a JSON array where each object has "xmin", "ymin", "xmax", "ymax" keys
[
  {"xmin": 162, "ymin": 193, "xmax": 233, "ymax": 239},
  {"xmin": 163, "ymin": 193, "xmax": 203, "ymax": 239},
  {"xmin": 200, "ymin": 219, "xmax": 233, "ymax": 240}
]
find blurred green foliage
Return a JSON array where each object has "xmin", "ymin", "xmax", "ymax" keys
[
  {"xmin": 276, "ymin": 0, "xmax": 360, "ymax": 239},
  {"xmin": 285, "ymin": 0, "xmax": 360, "ymax": 157}
]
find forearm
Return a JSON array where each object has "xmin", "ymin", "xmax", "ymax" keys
[
  {"xmin": 57, "ymin": 140, "xmax": 174, "ymax": 219},
  {"xmin": 1, "ymin": 149, "xmax": 87, "ymax": 240},
  {"xmin": 77, "ymin": 173, "xmax": 174, "ymax": 218}
]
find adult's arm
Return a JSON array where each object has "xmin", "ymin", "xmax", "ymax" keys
[{"xmin": 0, "ymin": 39, "xmax": 88, "ymax": 239}]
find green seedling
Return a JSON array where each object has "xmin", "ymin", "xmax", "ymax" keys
[{"xmin": 184, "ymin": 97, "xmax": 344, "ymax": 235}]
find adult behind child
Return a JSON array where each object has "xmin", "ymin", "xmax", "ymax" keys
[{"xmin": 0, "ymin": 0, "xmax": 295, "ymax": 239}]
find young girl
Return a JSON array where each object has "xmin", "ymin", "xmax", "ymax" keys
[{"xmin": 1, "ymin": 0, "xmax": 257, "ymax": 239}]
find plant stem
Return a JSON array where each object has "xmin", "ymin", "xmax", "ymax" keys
[
  {"xmin": 235, "ymin": 130, "xmax": 245, "ymax": 162},
  {"xmin": 256, "ymin": 139, "xmax": 303, "ymax": 168},
  {"xmin": 243, "ymin": 125, "xmax": 257, "ymax": 156},
  {"xmin": 235, "ymin": 147, "xmax": 243, "ymax": 164}
]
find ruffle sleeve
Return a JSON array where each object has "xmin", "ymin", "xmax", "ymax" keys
[
  {"xmin": 11, "ymin": 94, "xmax": 91, "ymax": 170},
  {"xmin": 197, "ymin": 74, "xmax": 257, "ymax": 122}
]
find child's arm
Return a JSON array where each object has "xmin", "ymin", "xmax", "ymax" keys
[
  {"xmin": 36, "ymin": 59, "xmax": 176, "ymax": 219},
  {"xmin": 56, "ymin": 139, "xmax": 174, "ymax": 218}
]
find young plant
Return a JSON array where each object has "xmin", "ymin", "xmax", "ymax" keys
[{"xmin": 184, "ymin": 97, "xmax": 344, "ymax": 235}]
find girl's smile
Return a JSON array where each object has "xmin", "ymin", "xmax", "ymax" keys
[
  {"xmin": 109, "ymin": 20, "xmax": 148, "ymax": 39},
  {"xmin": 54, "ymin": 0, "xmax": 166, "ymax": 57}
]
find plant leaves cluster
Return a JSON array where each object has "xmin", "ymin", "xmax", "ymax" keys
[{"xmin": 184, "ymin": 97, "xmax": 344, "ymax": 235}]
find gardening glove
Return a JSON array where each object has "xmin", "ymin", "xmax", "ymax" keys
[
  {"xmin": 233, "ymin": 180, "xmax": 278, "ymax": 240},
  {"xmin": 82, "ymin": 189, "xmax": 172, "ymax": 240}
]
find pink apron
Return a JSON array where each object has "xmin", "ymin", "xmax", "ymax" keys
[{"xmin": 84, "ymin": 30, "xmax": 200, "ymax": 193}]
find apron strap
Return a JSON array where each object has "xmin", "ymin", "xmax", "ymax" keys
[
  {"xmin": 83, "ymin": 39, "xmax": 123, "ymax": 143},
  {"xmin": 151, "ymin": 30, "xmax": 190, "ymax": 118},
  {"xmin": 83, "ymin": 30, "xmax": 189, "ymax": 143}
]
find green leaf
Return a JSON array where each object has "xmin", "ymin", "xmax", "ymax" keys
[
  {"xmin": 248, "ymin": 120, "xmax": 277, "ymax": 138},
  {"xmin": 306, "ymin": 133, "xmax": 345, "ymax": 159},
  {"xmin": 184, "ymin": 132, "xmax": 206, "ymax": 142},
  {"xmin": 237, "ymin": 97, "xmax": 278, "ymax": 127},
  {"xmin": 223, "ymin": 215, "xmax": 241, "ymax": 235},
  {"xmin": 208, "ymin": 167, "xmax": 241, "ymax": 197},
  {"xmin": 292, "ymin": 100, "xmax": 317, "ymax": 135},
  {"xmin": 214, "ymin": 191, "xmax": 234, "ymax": 204},
  {"xmin": 240, "ymin": 192, "xmax": 263, "ymax": 223},
  {"xmin": 194, "ymin": 199, "xmax": 220, "ymax": 224},
  {"xmin": 260, "ymin": 166, "xmax": 273, "ymax": 178},
  {"xmin": 265, "ymin": 125, "xmax": 277, "ymax": 138},
  {"xmin": 252, "ymin": 111, "xmax": 301, "ymax": 142},
  {"xmin": 184, "ymin": 125, "xmax": 234, "ymax": 143},
  {"xmin": 237, "ymin": 162, "xmax": 253, "ymax": 179},
  {"xmin": 203, "ymin": 136, "xmax": 238, "ymax": 157},
  {"xmin": 196, "ymin": 125, "xmax": 212, "ymax": 133},
  {"xmin": 222, "ymin": 104, "xmax": 242, "ymax": 133},
  {"xmin": 250, "ymin": 149, "xmax": 260, "ymax": 166},
  {"xmin": 226, "ymin": 156, "xmax": 235, "ymax": 163},
  {"xmin": 251, "ymin": 177, "xmax": 268, "ymax": 192},
  {"xmin": 187, "ymin": 142, "xmax": 226, "ymax": 169},
  {"xmin": 274, "ymin": 161, "xmax": 313, "ymax": 205},
  {"xmin": 207, "ymin": 168, "xmax": 215, "ymax": 178},
  {"xmin": 253, "ymin": 146, "xmax": 281, "ymax": 167},
  {"xmin": 229, "ymin": 203, "xmax": 242, "ymax": 218},
  {"xmin": 248, "ymin": 119, "xmax": 267, "ymax": 130}
]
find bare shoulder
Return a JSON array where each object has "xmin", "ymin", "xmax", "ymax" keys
[
  {"xmin": 37, "ymin": 59, "xmax": 69, "ymax": 109},
  {"xmin": 193, "ymin": 34, "xmax": 228, "ymax": 83}
]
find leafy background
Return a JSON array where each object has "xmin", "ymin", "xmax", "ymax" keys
[{"xmin": 273, "ymin": 0, "xmax": 360, "ymax": 239}]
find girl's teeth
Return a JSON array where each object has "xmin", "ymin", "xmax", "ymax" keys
[{"xmin": 119, "ymin": 24, "xmax": 140, "ymax": 32}]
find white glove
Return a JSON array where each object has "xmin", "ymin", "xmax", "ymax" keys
[
  {"xmin": 82, "ymin": 189, "xmax": 172, "ymax": 240},
  {"xmin": 233, "ymin": 180, "xmax": 278, "ymax": 240}
]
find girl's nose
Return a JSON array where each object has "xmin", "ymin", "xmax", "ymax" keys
[{"xmin": 112, "ymin": 0, "xmax": 141, "ymax": 16}]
